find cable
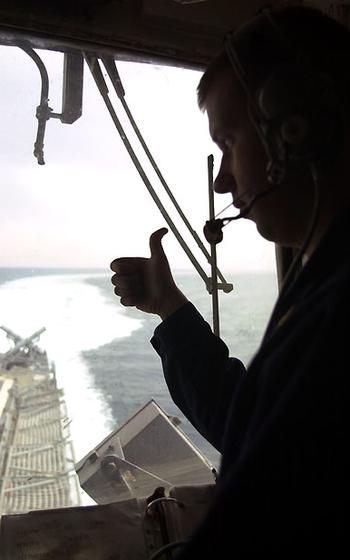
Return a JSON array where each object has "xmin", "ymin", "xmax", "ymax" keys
[
  {"xmin": 146, "ymin": 497, "xmax": 184, "ymax": 513},
  {"xmin": 278, "ymin": 162, "xmax": 321, "ymax": 297},
  {"xmin": 19, "ymin": 45, "xmax": 51, "ymax": 165},
  {"xmin": 148, "ymin": 541, "xmax": 185, "ymax": 560},
  {"xmin": 262, "ymin": 161, "xmax": 322, "ymax": 339}
]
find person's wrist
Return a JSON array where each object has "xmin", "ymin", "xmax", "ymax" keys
[{"xmin": 159, "ymin": 290, "xmax": 188, "ymax": 320}]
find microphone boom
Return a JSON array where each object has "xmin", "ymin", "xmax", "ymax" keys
[{"xmin": 204, "ymin": 182, "xmax": 279, "ymax": 244}]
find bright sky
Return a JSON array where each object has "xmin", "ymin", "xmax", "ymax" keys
[{"xmin": 0, "ymin": 46, "xmax": 276, "ymax": 274}]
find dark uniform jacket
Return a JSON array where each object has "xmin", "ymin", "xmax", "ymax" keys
[{"xmin": 151, "ymin": 211, "xmax": 350, "ymax": 557}]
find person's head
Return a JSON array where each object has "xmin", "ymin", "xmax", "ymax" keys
[{"xmin": 198, "ymin": 6, "xmax": 350, "ymax": 249}]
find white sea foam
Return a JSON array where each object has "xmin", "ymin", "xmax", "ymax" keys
[{"xmin": 0, "ymin": 273, "xmax": 142, "ymax": 462}]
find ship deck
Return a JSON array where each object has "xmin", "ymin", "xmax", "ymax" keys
[{"xmin": 0, "ymin": 330, "xmax": 81, "ymax": 515}]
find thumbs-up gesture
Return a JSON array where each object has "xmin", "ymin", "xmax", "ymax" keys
[{"xmin": 110, "ymin": 228, "xmax": 188, "ymax": 319}]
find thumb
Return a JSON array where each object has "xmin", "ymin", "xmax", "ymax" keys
[{"xmin": 149, "ymin": 228, "xmax": 168, "ymax": 259}]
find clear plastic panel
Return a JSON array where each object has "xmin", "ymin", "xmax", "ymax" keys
[{"xmin": 76, "ymin": 400, "xmax": 215, "ymax": 504}]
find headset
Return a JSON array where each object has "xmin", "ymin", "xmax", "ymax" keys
[{"xmin": 204, "ymin": 8, "xmax": 343, "ymax": 246}]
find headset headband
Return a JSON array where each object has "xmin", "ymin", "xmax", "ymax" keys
[
  {"xmin": 223, "ymin": 9, "xmax": 340, "ymax": 183},
  {"xmin": 224, "ymin": 10, "xmax": 293, "ymax": 183}
]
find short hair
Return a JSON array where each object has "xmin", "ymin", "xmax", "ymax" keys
[{"xmin": 197, "ymin": 5, "xmax": 350, "ymax": 119}]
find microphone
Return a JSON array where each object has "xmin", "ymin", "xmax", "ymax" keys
[
  {"xmin": 203, "ymin": 205, "xmax": 250, "ymax": 244},
  {"xmin": 203, "ymin": 183, "xmax": 279, "ymax": 244}
]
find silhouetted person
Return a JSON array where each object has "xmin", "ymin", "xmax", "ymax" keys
[{"xmin": 111, "ymin": 5, "xmax": 350, "ymax": 557}]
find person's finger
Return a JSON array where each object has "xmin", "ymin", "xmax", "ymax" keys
[
  {"xmin": 112, "ymin": 275, "xmax": 144, "ymax": 298},
  {"xmin": 111, "ymin": 273, "xmax": 118, "ymax": 286},
  {"xmin": 114, "ymin": 284, "xmax": 137, "ymax": 297},
  {"xmin": 110, "ymin": 257, "xmax": 146, "ymax": 273},
  {"xmin": 119, "ymin": 295, "xmax": 136, "ymax": 307},
  {"xmin": 149, "ymin": 228, "xmax": 168, "ymax": 260},
  {"xmin": 111, "ymin": 272, "xmax": 140, "ymax": 287}
]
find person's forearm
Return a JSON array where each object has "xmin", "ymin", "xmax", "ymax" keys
[{"xmin": 152, "ymin": 302, "xmax": 246, "ymax": 452}]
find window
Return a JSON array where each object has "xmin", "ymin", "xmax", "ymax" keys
[{"xmin": 0, "ymin": 45, "xmax": 277, "ymax": 513}]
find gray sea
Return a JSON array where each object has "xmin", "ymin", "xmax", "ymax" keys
[{"xmin": 0, "ymin": 267, "xmax": 278, "ymax": 467}]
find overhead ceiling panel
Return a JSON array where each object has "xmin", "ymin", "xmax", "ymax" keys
[{"xmin": 0, "ymin": 0, "xmax": 287, "ymax": 68}]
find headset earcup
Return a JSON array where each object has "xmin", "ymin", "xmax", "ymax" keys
[
  {"xmin": 257, "ymin": 65, "xmax": 341, "ymax": 162},
  {"xmin": 280, "ymin": 114, "xmax": 309, "ymax": 145}
]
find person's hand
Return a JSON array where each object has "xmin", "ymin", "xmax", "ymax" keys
[{"xmin": 110, "ymin": 228, "xmax": 188, "ymax": 319}]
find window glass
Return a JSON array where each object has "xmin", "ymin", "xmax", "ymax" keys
[{"xmin": 0, "ymin": 46, "xmax": 277, "ymax": 512}]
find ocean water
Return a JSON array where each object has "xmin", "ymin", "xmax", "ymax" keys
[{"xmin": 0, "ymin": 267, "xmax": 278, "ymax": 468}]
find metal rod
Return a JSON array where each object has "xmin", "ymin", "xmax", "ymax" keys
[
  {"xmin": 85, "ymin": 54, "xmax": 211, "ymax": 288},
  {"xmin": 208, "ymin": 155, "xmax": 220, "ymax": 336},
  {"xmin": 101, "ymin": 57, "xmax": 231, "ymax": 290},
  {"xmin": 100, "ymin": 58, "xmax": 236, "ymax": 294}
]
